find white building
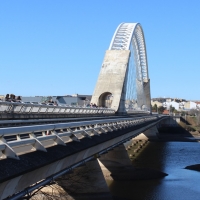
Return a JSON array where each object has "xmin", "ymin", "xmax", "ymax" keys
[
  {"xmin": 163, "ymin": 101, "xmax": 183, "ymax": 111},
  {"xmin": 170, "ymin": 101, "xmax": 179, "ymax": 110},
  {"xmin": 184, "ymin": 101, "xmax": 197, "ymax": 110},
  {"xmin": 196, "ymin": 102, "xmax": 200, "ymax": 110},
  {"xmin": 162, "ymin": 102, "xmax": 170, "ymax": 109},
  {"xmin": 179, "ymin": 101, "xmax": 185, "ymax": 110}
]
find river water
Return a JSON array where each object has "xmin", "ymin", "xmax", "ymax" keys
[{"xmin": 107, "ymin": 141, "xmax": 200, "ymax": 200}]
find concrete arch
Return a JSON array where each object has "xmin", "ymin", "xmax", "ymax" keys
[
  {"xmin": 109, "ymin": 23, "xmax": 149, "ymax": 83},
  {"xmin": 91, "ymin": 23, "xmax": 151, "ymax": 114}
]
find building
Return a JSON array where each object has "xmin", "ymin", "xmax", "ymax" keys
[
  {"xmin": 162, "ymin": 102, "xmax": 170, "ymax": 109},
  {"xmin": 184, "ymin": 101, "xmax": 197, "ymax": 110},
  {"xmin": 179, "ymin": 101, "xmax": 185, "ymax": 110},
  {"xmin": 169, "ymin": 101, "xmax": 179, "ymax": 110},
  {"xmin": 151, "ymin": 97, "xmax": 200, "ymax": 111},
  {"xmin": 196, "ymin": 102, "xmax": 200, "ymax": 110},
  {"xmin": 151, "ymin": 98, "xmax": 167, "ymax": 103},
  {"xmin": 21, "ymin": 94, "xmax": 92, "ymax": 106}
]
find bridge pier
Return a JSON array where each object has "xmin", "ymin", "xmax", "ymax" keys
[
  {"xmin": 56, "ymin": 159, "xmax": 113, "ymax": 200},
  {"xmin": 52, "ymin": 144, "xmax": 133, "ymax": 199},
  {"xmin": 98, "ymin": 144, "xmax": 133, "ymax": 181},
  {"xmin": 142, "ymin": 126, "xmax": 159, "ymax": 139},
  {"xmin": 158, "ymin": 116, "xmax": 180, "ymax": 127},
  {"xmin": 53, "ymin": 144, "xmax": 135, "ymax": 199}
]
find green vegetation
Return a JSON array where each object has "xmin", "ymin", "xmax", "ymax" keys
[
  {"xmin": 158, "ymin": 106, "xmax": 165, "ymax": 114},
  {"xmin": 169, "ymin": 105, "xmax": 175, "ymax": 113},
  {"xmin": 180, "ymin": 110, "xmax": 200, "ymax": 132},
  {"xmin": 152, "ymin": 104, "xmax": 158, "ymax": 112}
]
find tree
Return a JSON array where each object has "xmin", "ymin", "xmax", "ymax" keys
[
  {"xmin": 196, "ymin": 111, "xmax": 200, "ymax": 126},
  {"xmin": 188, "ymin": 109, "xmax": 197, "ymax": 116},
  {"xmin": 169, "ymin": 105, "xmax": 175, "ymax": 113},
  {"xmin": 158, "ymin": 106, "xmax": 165, "ymax": 114},
  {"xmin": 152, "ymin": 104, "xmax": 158, "ymax": 112}
]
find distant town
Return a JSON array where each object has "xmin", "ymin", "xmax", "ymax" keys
[
  {"xmin": 0, "ymin": 94, "xmax": 199, "ymax": 114},
  {"xmin": 151, "ymin": 97, "xmax": 200, "ymax": 114}
]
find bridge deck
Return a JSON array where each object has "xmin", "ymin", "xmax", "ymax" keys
[{"xmin": 0, "ymin": 120, "xmax": 156, "ymax": 183}]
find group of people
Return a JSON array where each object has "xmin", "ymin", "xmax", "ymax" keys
[
  {"xmin": 86, "ymin": 103, "xmax": 98, "ymax": 108},
  {"xmin": 5, "ymin": 94, "xmax": 22, "ymax": 103},
  {"xmin": 45, "ymin": 99, "xmax": 58, "ymax": 106}
]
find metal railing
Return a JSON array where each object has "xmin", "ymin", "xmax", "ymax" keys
[
  {"xmin": 0, "ymin": 116, "xmax": 158, "ymax": 160},
  {"xmin": 0, "ymin": 101, "xmax": 115, "ymax": 115}
]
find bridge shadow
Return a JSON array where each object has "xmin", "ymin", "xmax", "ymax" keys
[
  {"xmin": 157, "ymin": 119, "xmax": 199, "ymax": 142},
  {"xmin": 107, "ymin": 141, "xmax": 167, "ymax": 200}
]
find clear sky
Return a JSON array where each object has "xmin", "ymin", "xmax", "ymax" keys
[{"xmin": 0, "ymin": 0, "xmax": 200, "ymax": 100}]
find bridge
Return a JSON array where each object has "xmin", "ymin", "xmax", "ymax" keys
[{"xmin": 0, "ymin": 23, "xmax": 169, "ymax": 200}]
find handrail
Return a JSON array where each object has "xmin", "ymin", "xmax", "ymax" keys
[
  {"xmin": 0, "ymin": 101, "xmax": 115, "ymax": 115},
  {"xmin": 0, "ymin": 117, "xmax": 154, "ymax": 136}
]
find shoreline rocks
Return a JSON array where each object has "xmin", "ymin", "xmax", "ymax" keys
[
  {"xmin": 185, "ymin": 164, "xmax": 200, "ymax": 171},
  {"xmin": 111, "ymin": 167, "xmax": 168, "ymax": 180}
]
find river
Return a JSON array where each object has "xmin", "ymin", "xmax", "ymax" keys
[{"xmin": 107, "ymin": 141, "xmax": 200, "ymax": 200}]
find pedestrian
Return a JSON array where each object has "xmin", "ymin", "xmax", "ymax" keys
[
  {"xmin": 16, "ymin": 96, "xmax": 22, "ymax": 103},
  {"xmin": 93, "ymin": 103, "xmax": 97, "ymax": 108},
  {"xmin": 11, "ymin": 94, "xmax": 16, "ymax": 102},
  {"xmin": 5, "ymin": 94, "xmax": 11, "ymax": 102}
]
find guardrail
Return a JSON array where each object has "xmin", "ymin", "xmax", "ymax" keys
[
  {"xmin": 0, "ymin": 116, "xmax": 158, "ymax": 160},
  {"xmin": 0, "ymin": 101, "xmax": 115, "ymax": 115}
]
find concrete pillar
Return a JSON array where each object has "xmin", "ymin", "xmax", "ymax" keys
[
  {"xmin": 143, "ymin": 80, "xmax": 151, "ymax": 112},
  {"xmin": 158, "ymin": 117, "xmax": 179, "ymax": 127},
  {"xmin": 56, "ymin": 159, "xmax": 113, "ymax": 200},
  {"xmin": 98, "ymin": 144, "xmax": 133, "ymax": 181},
  {"xmin": 142, "ymin": 125, "xmax": 159, "ymax": 139},
  {"xmin": 133, "ymin": 133, "xmax": 148, "ymax": 140},
  {"xmin": 91, "ymin": 50, "xmax": 130, "ymax": 113}
]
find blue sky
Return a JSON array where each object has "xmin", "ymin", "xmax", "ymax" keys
[{"xmin": 0, "ymin": 0, "xmax": 200, "ymax": 100}]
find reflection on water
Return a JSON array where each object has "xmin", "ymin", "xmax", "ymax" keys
[{"xmin": 107, "ymin": 142, "xmax": 200, "ymax": 200}]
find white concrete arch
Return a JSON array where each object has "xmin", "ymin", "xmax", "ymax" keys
[
  {"xmin": 91, "ymin": 23, "xmax": 151, "ymax": 113},
  {"xmin": 109, "ymin": 23, "xmax": 149, "ymax": 83}
]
